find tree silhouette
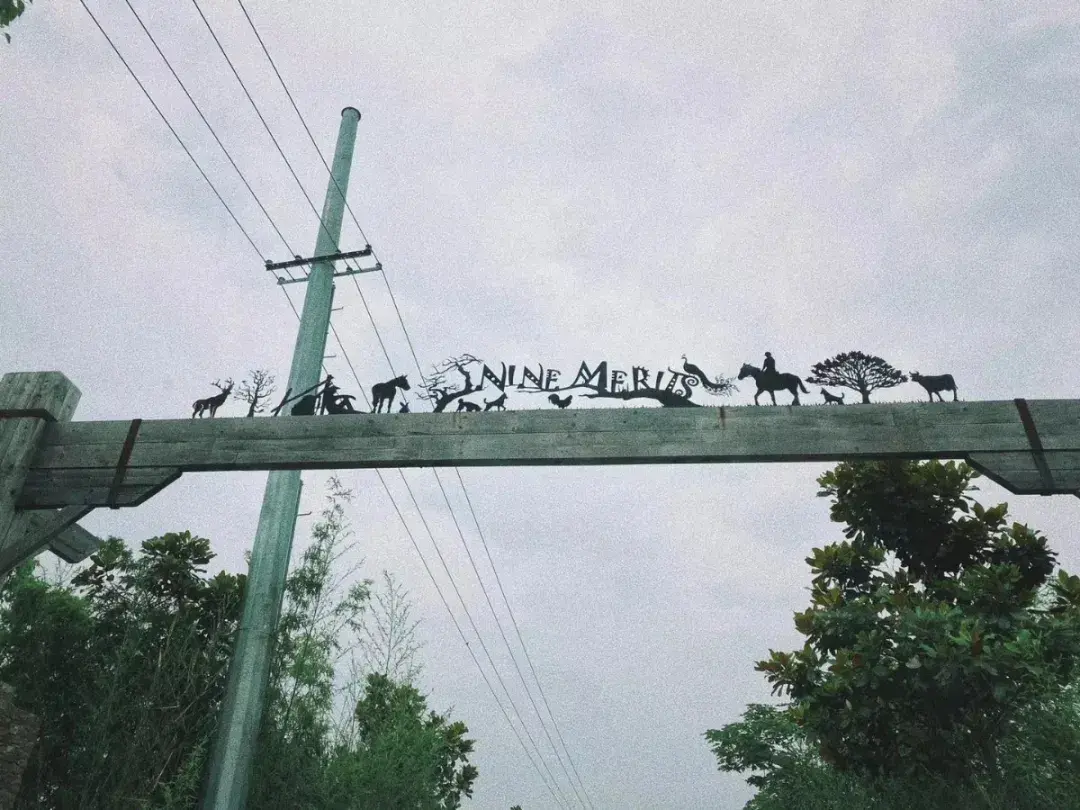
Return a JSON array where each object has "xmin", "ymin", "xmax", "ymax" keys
[
  {"xmin": 806, "ymin": 351, "xmax": 906, "ymax": 403},
  {"xmin": 237, "ymin": 369, "xmax": 277, "ymax": 417},
  {"xmin": 418, "ymin": 355, "xmax": 483, "ymax": 412}
]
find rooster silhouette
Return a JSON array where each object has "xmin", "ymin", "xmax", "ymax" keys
[{"xmin": 548, "ymin": 393, "xmax": 573, "ymax": 409}]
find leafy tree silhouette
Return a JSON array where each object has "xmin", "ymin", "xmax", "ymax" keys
[{"xmin": 806, "ymin": 351, "xmax": 906, "ymax": 403}]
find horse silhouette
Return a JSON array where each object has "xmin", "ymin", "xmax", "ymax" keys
[
  {"xmin": 738, "ymin": 363, "xmax": 808, "ymax": 406},
  {"xmin": 371, "ymin": 375, "xmax": 410, "ymax": 413}
]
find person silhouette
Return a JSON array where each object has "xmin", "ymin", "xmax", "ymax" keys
[
  {"xmin": 319, "ymin": 375, "xmax": 339, "ymax": 414},
  {"xmin": 763, "ymin": 352, "xmax": 776, "ymax": 379}
]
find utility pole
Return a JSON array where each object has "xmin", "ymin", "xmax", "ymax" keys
[{"xmin": 201, "ymin": 107, "xmax": 361, "ymax": 810}]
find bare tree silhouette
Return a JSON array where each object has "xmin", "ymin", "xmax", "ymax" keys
[
  {"xmin": 418, "ymin": 354, "xmax": 484, "ymax": 412},
  {"xmin": 237, "ymin": 369, "xmax": 277, "ymax": 417}
]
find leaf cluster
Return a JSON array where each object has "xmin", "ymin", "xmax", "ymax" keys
[
  {"xmin": 1, "ymin": 478, "xmax": 478, "ymax": 810},
  {"xmin": 707, "ymin": 459, "xmax": 1080, "ymax": 804},
  {"xmin": 1, "ymin": 0, "xmax": 31, "ymax": 42},
  {"xmin": 0, "ymin": 532, "xmax": 245, "ymax": 808},
  {"xmin": 752, "ymin": 461, "xmax": 1080, "ymax": 781}
]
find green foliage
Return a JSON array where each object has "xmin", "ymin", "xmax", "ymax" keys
[
  {"xmin": 251, "ymin": 477, "xmax": 371, "ymax": 808},
  {"xmin": 712, "ymin": 686, "xmax": 1080, "ymax": 810},
  {"xmin": 1, "ymin": 0, "xmax": 31, "ymax": 42},
  {"xmin": 806, "ymin": 351, "xmax": 906, "ymax": 403},
  {"xmin": 322, "ymin": 673, "xmax": 477, "ymax": 810},
  {"xmin": 705, "ymin": 704, "xmax": 814, "ymax": 789},
  {"xmin": 1, "ymin": 478, "xmax": 478, "ymax": 809},
  {"xmin": 250, "ymin": 477, "xmax": 476, "ymax": 810},
  {"xmin": 0, "ymin": 532, "xmax": 244, "ymax": 809},
  {"xmin": 707, "ymin": 460, "xmax": 1080, "ymax": 805}
]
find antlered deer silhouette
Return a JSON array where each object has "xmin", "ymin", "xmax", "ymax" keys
[{"xmin": 192, "ymin": 379, "xmax": 233, "ymax": 418}]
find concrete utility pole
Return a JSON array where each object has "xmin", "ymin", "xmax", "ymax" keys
[{"xmin": 201, "ymin": 106, "xmax": 361, "ymax": 810}]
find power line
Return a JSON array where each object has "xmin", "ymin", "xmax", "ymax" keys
[
  {"xmin": 188, "ymin": 0, "xmax": 341, "ymax": 253},
  {"xmin": 224, "ymin": 5, "xmax": 592, "ymax": 803},
  {"xmin": 322, "ymin": 326, "xmax": 571, "ymax": 810},
  {"xmin": 120, "ymin": 0, "xmax": 296, "ymax": 260},
  {"xmin": 78, "ymin": 0, "xmax": 264, "ymax": 261},
  {"xmin": 455, "ymin": 467, "xmax": 596, "ymax": 807},
  {"xmin": 183, "ymin": 0, "xmax": 569, "ymax": 794},
  {"xmin": 395, "ymin": 466, "xmax": 574, "ymax": 808},
  {"xmin": 430, "ymin": 469, "xmax": 590, "ymax": 809},
  {"xmin": 79, "ymin": 0, "xmax": 307, "ymax": 317}
]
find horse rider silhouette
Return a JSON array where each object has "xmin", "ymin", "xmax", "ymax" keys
[{"xmin": 763, "ymin": 352, "xmax": 777, "ymax": 382}]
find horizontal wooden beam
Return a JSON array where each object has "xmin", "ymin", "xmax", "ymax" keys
[{"xmin": 17, "ymin": 400, "xmax": 1080, "ymax": 509}]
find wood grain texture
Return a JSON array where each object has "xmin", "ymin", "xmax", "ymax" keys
[
  {"xmin": 16, "ymin": 400, "xmax": 1080, "ymax": 507},
  {"xmin": 1, "ymin": 373, "xmax": 83, "ymax": 575}
]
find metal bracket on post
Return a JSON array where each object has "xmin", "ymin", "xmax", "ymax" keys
[
  {"xmin": 107, "ymin": 419, "xmax": 143, "ymax": 509},
  {"xmin": 1014, "ymin": 398, "xmax": 1056, "ymax": 495}
]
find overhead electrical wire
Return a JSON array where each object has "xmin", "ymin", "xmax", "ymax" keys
[
  {"xmin": 454, "ymin": 466, "xmax": 596, "ymax": 807},
  {"xmin": 85, "ymin": 0, "xmax": 589, "ymax": 801},
  {"xmin": 183, "ymin": 3, "xmax": 581, "ymax": 803},
  {"xmin": 120, "ymin": 0, "xmax": 297, "ymax": 263},
  {"xmin": 229, "ymin": 4, "xmax": 596, "ymax": 806},
  {"xmin": 429, "ymin": 468, "xmax": 589, "ymax": 809},
  {"xmin": 322, "ymin": 327, "xmax": 571, "ymax": 810},
  {"xmin": 188, "ymin": 0, "xmax": 341, "ymax": 254},
  {"xmin": 78, "ymin": 0, "xmax": 307, "ymax": 317},
  {"xmin": 77, "ymin": 0, "xmax": 264, "ymax": 262}
]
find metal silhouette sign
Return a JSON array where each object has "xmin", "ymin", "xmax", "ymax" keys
[
  {"xmin": 198, "ymin": 351, "xmax": 960, "ymax": 416},
  {"xmin": 416, "ymin": 355, "xmax": 736, "ymax": 410}
]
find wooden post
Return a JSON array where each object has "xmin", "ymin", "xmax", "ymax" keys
[
  {"xmin": 0, "ymin": 372, "xmax": 82, "ymax": 584},
  {"xmin": 202, "ymin": 107, "xmax": 362, "ymax": 810}
]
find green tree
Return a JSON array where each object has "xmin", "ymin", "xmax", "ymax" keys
[
  {"xmin": 324, "ymin": 673, "xmax": 478, "ymax": 810},
  {"xmin": 707, "ymin": 460, "xmax": 1080, "ymax": 799},
  {"xmin": 1, "ymin": 0, "xmax": 31, "ymax": 42},
  {"xmin": 0, "ymin": 532, "xmax": 245, "ymax": 808},
  {"xmin": 806, "ymin": 351, "xmax": 906, "ymax": 403},
  {"xmin": 250, "ymin": 477, "xmax": 371, "ymax": 808}
]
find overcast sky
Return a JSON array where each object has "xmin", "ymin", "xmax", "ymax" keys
[{"xmin": 3, "ymin": 2, "xmax": 1080, "ymax": 808}]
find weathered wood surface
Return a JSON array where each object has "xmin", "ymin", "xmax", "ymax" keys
[
  {"xmin": 18, "ymin": 399, "xmax": 1080, "ymax": 508},
  {"xmin": 1, "ymin": 372, "xmax": 101, "ymax": 574}
]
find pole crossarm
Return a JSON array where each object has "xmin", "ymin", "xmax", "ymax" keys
[
  {"xmin": 19, "ymin": 399, "xmax": 1080, "ymax": 509},
  {"xmin": 264, "ymin": 246, "xmax": 372, "ymax": 272}
]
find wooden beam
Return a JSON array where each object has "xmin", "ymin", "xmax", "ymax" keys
[
  {"xmin": 47, "ymin": 511, "xmax": 102, "ymax": 564},
  {"xmin": 1, "ymin": 507, "xmax": 100, "ymax": 571},
  {"xmin": 1, "ymin": 373, "xmax": 82, "ymax": 579},
  {"xmin": 16, "ymin": 400, "xmax": 1080, "ymax": 509}
]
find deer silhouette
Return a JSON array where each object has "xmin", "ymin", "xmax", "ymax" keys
[{"xmin": 192, "ymin": 379, "xmax": 234, "ymax": 418}]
